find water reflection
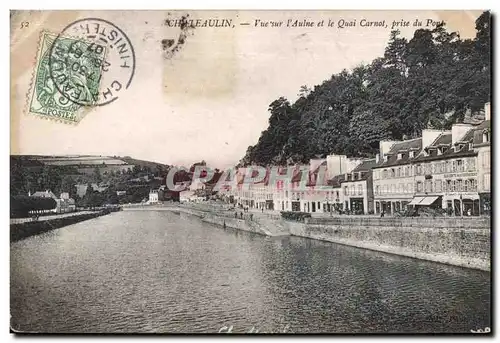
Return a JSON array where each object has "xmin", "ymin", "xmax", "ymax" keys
[{"xmin": 11, "ymin": 211, "xmax": 490, "ymax": 333}]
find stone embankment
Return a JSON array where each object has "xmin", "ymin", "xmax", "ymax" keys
[{"xmin": 122, "ymin": 204, "xmax": 491, "ymax": 271}]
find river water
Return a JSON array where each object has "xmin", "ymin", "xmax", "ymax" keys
[{"xmin": 10, "ymin": 210, "xmax": 491, "ymax": 334}]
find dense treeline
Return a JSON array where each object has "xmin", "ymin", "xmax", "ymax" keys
[
  {"xmin": 240, "ymin": 12, "xmax": 490, "ymax": 166},
  {"xmin": 10, "ymin": 196, "xmax": 56, "ymax": 218}
]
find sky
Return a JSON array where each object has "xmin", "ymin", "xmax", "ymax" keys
[{"xmin": 11, "ymin": 10, "xmax": 482, "ymax": 169}]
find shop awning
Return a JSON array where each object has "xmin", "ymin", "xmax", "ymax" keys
[
  {"xmin": 408, "ymin": 197, "xmax": 426, "ymax": 206},
  {"xmin": 419, "ymin": 196, "xmax": 439, "ymax": 206}
]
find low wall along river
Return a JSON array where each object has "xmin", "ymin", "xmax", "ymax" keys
[
  {"xmin": 10, "ymin": 209, "xmax": 119, "ymax": 242},
  {"xmin": 123, "ymin": 205, "xmax": 490, "ymax": 272}
]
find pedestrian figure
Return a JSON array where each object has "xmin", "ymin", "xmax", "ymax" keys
[
  {"xmin": 261, "ymin": 208, "xmax": 264, "ymax": 213},
  {"xmin": 380, "ymin": 210, "xmax": 385, "ymax": 218},
  {"xmin": 250, "ymin": 214, "xmax": 253, "ymax": 221},
  {"xmin": 240, "ymin": 212, "xmax": 243, "ymax": 219}
]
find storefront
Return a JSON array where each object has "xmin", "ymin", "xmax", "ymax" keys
[
  {"xmin": 265, "ymin": 199, "xmax": 274, "ymax": 210},
  {"xmin": 407, "ymin": 195, "xmax": 442, "ymax": 210},
  {"xmin": 479, "ymin": 192, "xmax": 491, "ymax": 216},
  {"xmin": 349, "ymin": 198, "xmax": 364, "ymax": 214},
  {"xmin": 444, "ymin": 193, "xmax": 480, "ymax": 216}
]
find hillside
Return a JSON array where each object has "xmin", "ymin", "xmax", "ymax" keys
[
  {"xmin": 239, "ymin": 12, "xmax": 490, "ymax": 167},
  {"xmin": 10, "ymin": 154, "xmax": 172, "ymax": 199}
]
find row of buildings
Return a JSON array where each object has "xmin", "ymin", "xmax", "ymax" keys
[
  {"xmin": 28, "ymin": 190, "xmax": 77, "ymax": 214},
  {"xmin": 222, "ymin": 103, "xmax": 492, "ymax": 216}
]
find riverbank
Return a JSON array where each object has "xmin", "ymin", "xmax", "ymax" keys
[
  {"xmin": 288, "ymin": 217, "xmax": 490, "ymax": 271},
  {"xmin": 10, "ymin": 209, "xmax": 119, "ymax": 242},
  {"xmin": 123, "ymin": 203, "xmax": 289, "ymax": 236},
  {"xmin": 123, "ymin": 203, "xmax": 490, "ymax": 271}
]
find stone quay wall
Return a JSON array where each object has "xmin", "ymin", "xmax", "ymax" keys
[{"xmin": 286, "ymin": 217, "xmax": 490, "ymax": 271}]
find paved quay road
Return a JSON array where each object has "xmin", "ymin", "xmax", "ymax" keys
[{"xmin": 11, "ymin": 210, "xmax": 490, "ymax": 333}]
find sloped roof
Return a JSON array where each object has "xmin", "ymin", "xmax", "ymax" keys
[
  {"xmin": 31, "ymin": 190, "xmax": 57, "ymax": 199},
  {"xmin": 327, "ymin": 174, "xmax": 345, "ymax": 187},
  {"xmin": 374, "ymin": 138, "xmax": 422, "ymax": 168},
  {"xmin": 352, "ymin": 158, "xmax": 378, "ymax": 172},
  {"xmin": 429, "ymin": 133, "xmax": 452, "ymax": 147},
  {"xmin": 475, "ymin": 119, "xmax": 491, "ymax": 131},
  {"xmin": 456, "ymin": 129, "xmax": 474, "ymax": 143},
  {"xmin": 414, "ymin": 135, "xmax": 476, "ymax": 162}
]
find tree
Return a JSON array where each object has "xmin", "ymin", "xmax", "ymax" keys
[
  {"xmin": 93, "ymin": 166, "xmax": 102, "ymax": 183},
  {"xmin": 238, "ymin": 11, "xmax": 490, "ymax": 165}
]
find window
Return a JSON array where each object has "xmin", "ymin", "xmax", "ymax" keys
[
  {"xmin": 452, "ymin": 161, "xmax": 457, "ymax": 172},
  {"xmin": 457, "ymin": 160, "xmax": 464, "ymax": 172},
  {"xmin": 469, "ymin": 179, "xmax": 477, "ymax": 192},
  {"xmin": 350, "ymin": 186, "xmax": 355, "ymax": 195},
  {"xmin": 409, "ymin": 151, "xmax": 414, "ymax": 158},
  {"xmin": 383, "ymin": 155, "xmax": 388, "ymax": 162},
  {"xmin": 483, "ymin": 130, "xmax": 490, "ymax": 143},
  {"xmin": 435, "ymin": 180, "xmax": 442, "ymax": 192},
  {"xmin": 456, "ymin": 179, "xmax": 463, "ymax": 192},
  {"xmin": 416, "ymin": 181, "xmax": 423, "ymax": 192},
  {"xmin": 450, "ymin": 180, "xmax": 456, "ymax": 192},
  {"xmin": 336, "ymin": 191, "xmax": 339, "ymax": 198},
  {"xmin": 391, "ymin": 184, "xmax": 396, "ymax": 194},
  {"xmin": 397, "ymin": 153, "xmax": 403, "ymax": 160},
  {"xmin": 483, "ymin": 152, "xmax": 490, "ymax": 169},
  {"xmin": 397, "ymin": 168, "xmax": 401, "ymax": 177},
  {"xmin": 445, "ymin": 180, "xmax": 451, "ymax": 192},
  {"xmin": 383, "ymin": 169, "xmax": 388, "ymax": 178},
  {"xmin": 434, "ymin": 163, "xmax": 440, "ymax": 174},
  {"xmin": 398, "ymin": 183, "xmax": 403, "ymax": 194},
  {"xmin": 375, "ymin": 185, "xmax": 380, "ymax": 195},
  {"xmin": 484, "ymin": 174, "xmax": 490, "ymax": 191},
  {"xmin": 424, "ymin": 164, "xmax": 431, "ymax": 174},
  {"xmin": 383, "ymin": 184, "xmax": 388, "ymax": 195},
  {"xmin": 391, "ymin": 169, "xmax": 395, "ymax": 178},
  {"xmin": 407, "ymin": 183, "xmax": 413, "ymax": 193},
  {"xmin": 344, "ymin": 187, "xmax": 348, "ymax": 196},
  {"xmin": 416, "ymin": 164, "xmax": 422, "ymax": 175},
  {"xmin": 358, "ymin": 184, "xmax": 363, "ymax": 195},
  {"xmin": 425, "ymin": 180, "xmax": 432, "ymax": 193}
]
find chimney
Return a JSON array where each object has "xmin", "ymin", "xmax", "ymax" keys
[{"xmin": 485, "ymin": 102, "xmax": 491, "ymax": 121}]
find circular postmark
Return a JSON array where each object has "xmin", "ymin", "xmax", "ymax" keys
[{"xmin": 48, "ymin": 18, "xmax": 136, "ymax": 107}]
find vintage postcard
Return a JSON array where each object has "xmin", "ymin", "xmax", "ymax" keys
[{"xmin": 10, "ymin": 10, "xmax": 491, "ymax": 334}]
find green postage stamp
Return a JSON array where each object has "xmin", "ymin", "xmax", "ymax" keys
[{"xmin": 26, "ymin": 32, "xmax": 106, "ymax": 124}]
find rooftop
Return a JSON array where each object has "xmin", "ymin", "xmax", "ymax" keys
[{"xmin": 374, "ymin": 138, "xmax": 423, "ymax": 168}]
